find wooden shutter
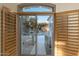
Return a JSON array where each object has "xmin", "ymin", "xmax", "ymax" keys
[
  {"xmin": 55, "ymin": 13, "xmax": 68, "ymax": 56},
  {"xmin": 55, "ymin": 10, "xmax": 79, "ymax": 56},
  {"xmin": 64, "ymin": 10, "xmax": 79, "ymax": 56},
  {"xmin": 1, "ymin": 7, "xmax": 17, "ymax": 56}
]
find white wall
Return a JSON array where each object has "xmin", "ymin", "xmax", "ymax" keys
[
  {"xmin": 0, "ymin": 3, "xmax": 79, "ymax": 12},
  {"xmin": 0, "ymin": 3, "xmax": 17, "ymax": 12},
  {"xmin": 55, "ymin": 3, "xmax": 79, "ymax": 12}
]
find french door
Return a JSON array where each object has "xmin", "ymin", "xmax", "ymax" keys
[{"xmin": 19, "ymin": 14, "xmax": 54, "ymax": 56}]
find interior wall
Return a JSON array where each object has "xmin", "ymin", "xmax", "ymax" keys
[
  {"xmin": 55, "ymin": 3, "xmax": 79, "ymax": 12},
  {"xmin": 0, "ymin": 3, "xmax": 79, "ymax": 12},
  {"xmin": 0, "ymin": 3, "xmax": 17, "ymax": 12}
]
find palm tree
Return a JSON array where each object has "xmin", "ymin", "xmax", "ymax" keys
[{"xmin": 23, "ymin": 17, "xmax": 37, "ymax": 32}]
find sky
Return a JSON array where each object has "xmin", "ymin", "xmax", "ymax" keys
[
  {"xmin": 23, "ymin": 7, "xmax": 52, "ymax": 23},
  {"xmin": 23, "ymin": 6, "xmax": 52, "ymax": 12}
]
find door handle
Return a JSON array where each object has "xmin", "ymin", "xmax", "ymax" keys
[{"xmin": 23, "ymin": 42, "xmax": 24, "ymax": 45}]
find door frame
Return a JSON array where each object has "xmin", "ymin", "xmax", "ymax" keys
[{"xmin": 17, "ymin": 3, "xmax": 56, "ymax": 56}]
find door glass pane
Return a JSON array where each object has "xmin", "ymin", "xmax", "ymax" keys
[
  {"xmin": 22, "ymin": 6, "xmax": 52, "ymax": 12},
  {"xmin": 37, "ymin": 15, "xmax": 53, "ymax": 55},
  {"xmin": 20, "ymin": 16, "xmax": 37, "ymax": 55},
  {"xmin": 20, "ymin": 15, "xmax": 54, "ymax": 56}
]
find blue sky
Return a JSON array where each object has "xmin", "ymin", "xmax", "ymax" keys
[
  {"xmin": 23, "ymin": 7, "xmax": 52, "ymax": 23},
  {"xmin": 23, "ymin": 7, "xmax": 52, "ymax": 12},
  {"xmin": 37, "ymin": 16, "xmax": 49, "ymax": 23}
]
